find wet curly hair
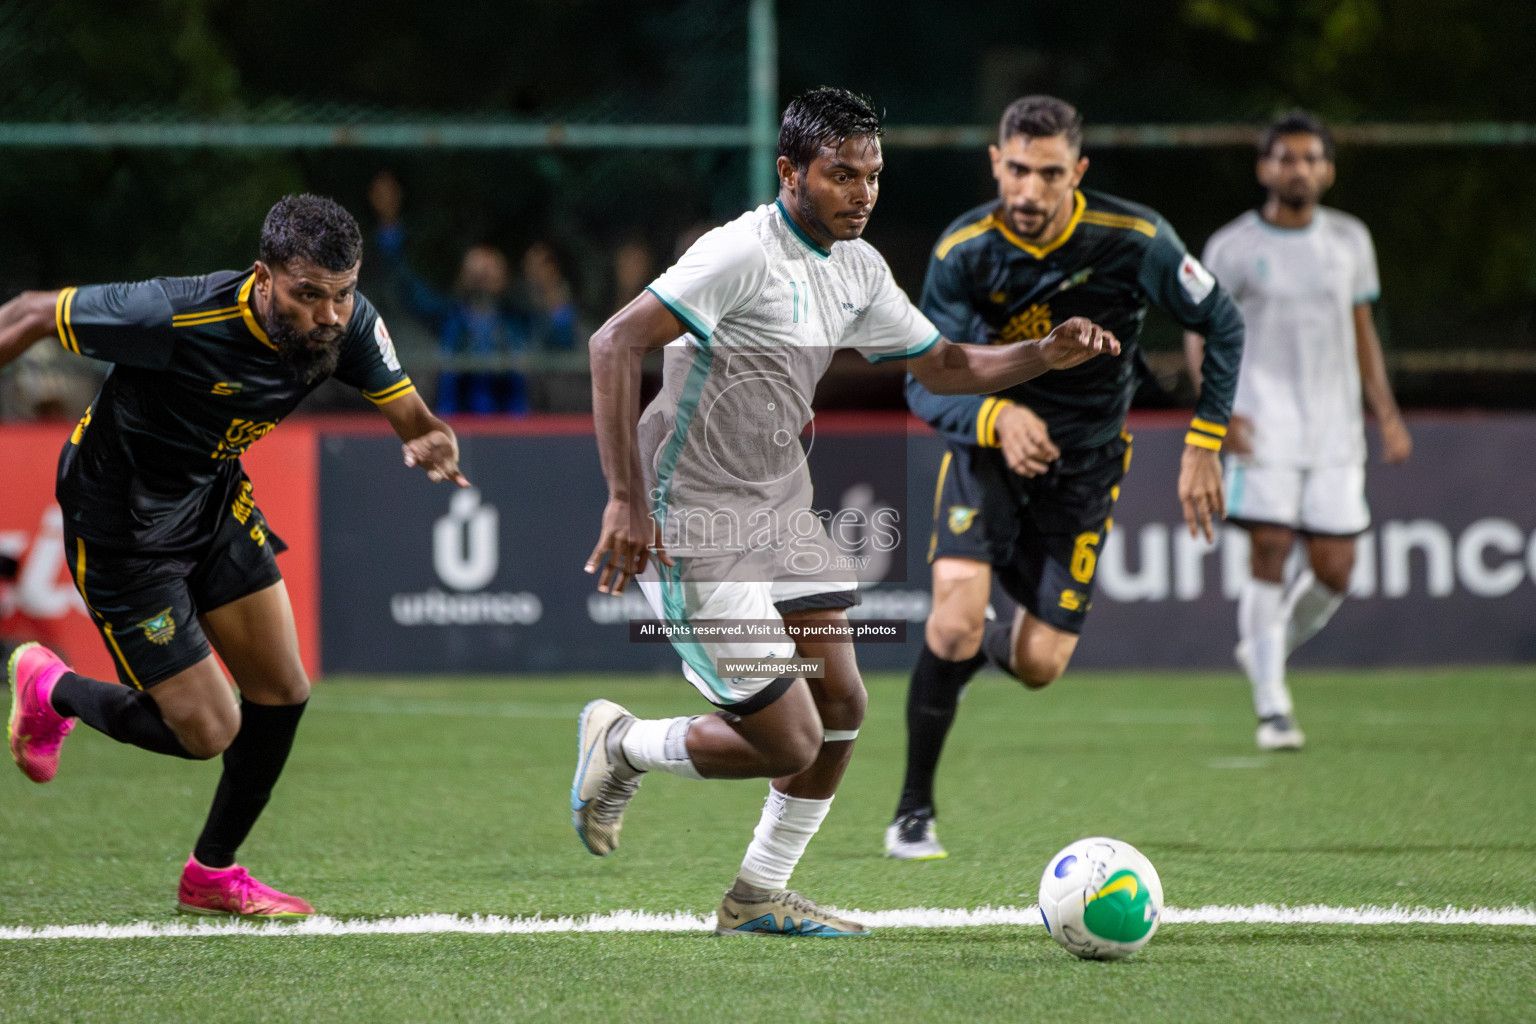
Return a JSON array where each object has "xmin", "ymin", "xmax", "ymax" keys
[
  {"xmin": 259, "ymin": 194, "xmax": 363, "ymax": 271},
  {"xmin": 778, "ymin": 87, "xmax": 884, "ymax": 170}
]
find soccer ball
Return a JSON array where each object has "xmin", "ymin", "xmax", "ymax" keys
[{"xmin": 1037, "ymin": 837, "xmax": 1163, "ymax": 960}]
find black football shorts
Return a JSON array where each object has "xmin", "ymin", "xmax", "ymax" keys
[
  {"xmin": 63, "ymin": 478, "xmax": 285, "ymax": 688},
  {"xmin": 928, "ymin": 431, "xmax": 1131, "ymax": 634}
]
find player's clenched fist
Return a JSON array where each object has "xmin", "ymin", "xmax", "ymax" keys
[
  {"xmin": 995, "ymin": 403, "xmax": 1059, "ymax": 477},
  {"xmin": 1039, "ymin": 316, "xmax": 1119, "ymax": 371}
]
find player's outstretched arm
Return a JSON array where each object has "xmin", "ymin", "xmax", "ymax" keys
[
  {"xmin": 585, "ymin": 290, "xmax": 681, "ymax": 595},
  {"xmin": 0, "ymin": 290, "xmax": 62, "ymax": 370},
  {"xmin": 378, "ymin": 392, "xmax": 470, "ymax": 487},
  {"xmin": 906, "ymin": 316, "xmax": 1118, "ymax": 396}
]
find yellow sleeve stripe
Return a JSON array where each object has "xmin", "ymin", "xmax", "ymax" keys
[
  {"xmin": 364, "ymin": 378, "xmax": 415, "ymax": 400},
  {"xmin": 172, "ymin": 304, "xmax": 242, "ymax": 323},
  {"xmin": 1184, "ymin": 431, "xmax": 1223, "ymax": 451},
  {"xmin": 55, "ymin": 287, "xmax": 81, "ymax": 354},
  {"xmin": 172, "ymin": 310, "xmax": 245, "ymax": 328},
  {"xmin": 366, "ymin": 380, "xmax": 417, "ymax": 405},
  {"xmin": 988, "ymin": 400, "xmax": 1009, "ymax": 447},
  {"xmin": 935, "ymin": 215, "xmax": 999, "ymax": 261},
  {"xmin": 976, "ymin": 397, "xmax": 997, "ymax": 446},
  {"xmin": 1081, "ymin": 211, "xmax": 1158, "ymax": 237},
  {"xmin": 1189, "ymin": 418, "xmax": 1227, "ymax": 437},
  {"xmin": 976, "ymin": 397, "xmax": 1009, "ymax": 448}
]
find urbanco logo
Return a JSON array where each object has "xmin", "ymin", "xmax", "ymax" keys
[
  {"xmin": 433, "ymin": 488, "xmax": 499, "ymax": 592},
  {"xmin": 391, "ymin": 488, "xmax": 541, "ymax": 627}
]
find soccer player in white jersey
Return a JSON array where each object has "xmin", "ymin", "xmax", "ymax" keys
[
  {"xmin": 1187, "ymin": 110, "xmax": 1412, "ymax": 751},
  {"xmin": 573, "ymin": 87, "xmax": 1118, "ymax": 937}
]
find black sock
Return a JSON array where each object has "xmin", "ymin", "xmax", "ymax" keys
[
  {"xmin": 981, "ymin": 619, "xmax": 1020, "ymax": 680},
  {"xmin": 193, "ymin": 700, "xmax": 306, "ymax": 869},
  {"xmin": 896, "ymin": 643, "xmax": 985, "ymax": 819},
  {"xmin": 50, "ymin": 672, "xmax": 195, "ymax": 759}
]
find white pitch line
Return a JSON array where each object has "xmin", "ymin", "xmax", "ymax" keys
[{"xmin": 1, "ymin": 904, "xmax": 1532, "ymax": 941}]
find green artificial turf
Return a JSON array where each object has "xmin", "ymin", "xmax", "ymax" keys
[{"xmin": 2, "ymin": 667, "xmax": 1533, "ymax": 1022}]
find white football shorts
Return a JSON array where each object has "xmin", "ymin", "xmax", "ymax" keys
[
  {"xmin": 1223, "ymin": 459, "xmax": 1370, "ymax": 536},
  {"xmin": 638, "ymin": 573, "xmax": 798, "ymax": 712}
]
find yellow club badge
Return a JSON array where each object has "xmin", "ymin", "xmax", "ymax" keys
[{"xmin": 948, "ymin": 507, "xmax": 978, "ymax": 535}]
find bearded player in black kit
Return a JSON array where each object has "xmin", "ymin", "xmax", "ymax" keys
[{"xmin": 0, "ymin": 194, "xmax": 468, "ymax": 916}]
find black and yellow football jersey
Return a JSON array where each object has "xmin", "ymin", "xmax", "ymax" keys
[
  {"xmin": 54, "ymin": 268, "xmax": 414, "ymax": 552},
  {"xmin": 907, "ymin": 189, "xmax": 1244, "ymax": 454}
]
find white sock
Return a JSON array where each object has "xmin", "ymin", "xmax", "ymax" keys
[
  {"xmin": 1282, "ymin": 570, "xmax": 1346, "ymax": 655},
  {"xmin": 619, "ymin": 716, "xmax": 705, "ymax": 780},
  {"xmin": 736, "ymin": 785, "xmax": 833, "ymax": 891},
  {"xmin": 1239, "ymin": 579, "xmax": 1292, "ymax": 719}
]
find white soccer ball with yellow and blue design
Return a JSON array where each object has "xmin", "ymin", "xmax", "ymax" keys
[{"xmin": 1038, "ymin": 836, "xmax": 1163, "ymax": 960}]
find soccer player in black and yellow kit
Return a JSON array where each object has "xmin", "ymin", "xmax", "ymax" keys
[
  {"xmin": 0, "ymin": 195, "xmax": 468, "ymax": 915},
  {"xmin": 885, "ymin": 97, "xmax": 1245, "ymax": 859}
]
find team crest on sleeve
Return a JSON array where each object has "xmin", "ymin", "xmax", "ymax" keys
[
  {"xmin": 136, "ymin": 608, "xmax": 177, "ymax": 646},
  {"xmin": 1178, "ymin": 254, "xmax": 1216, "ymax": 304},
  {"xmin": 948, "ymin": 506, "xmax": 979, "ymax": 534},
  {"xmin": 374, "ymin": 317, "xmax": 402, "ymax": 372}
]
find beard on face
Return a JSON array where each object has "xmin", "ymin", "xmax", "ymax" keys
[
  {"xmin": 267, "ymin": 309, "xmax": 343, "ymax": 384},
  {"xmin": 796, "ymin": 189, "xmax": 838, "ymax": 241},
  {"xmin": 1008, "ymin": 203, "xmax": 1052, "ymax": 239},
  {"xmin": 1276, "ymin": 181, "xmax": 1319, "ymax": 209}
]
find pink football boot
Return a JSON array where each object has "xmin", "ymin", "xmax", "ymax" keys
[
  {"xmin": 177, "ymin": 856, "xmax": 315, "ymax": 918},
  {"xmin": 7, "ymin": 642, "xmax": 77, "ymax": 783}
]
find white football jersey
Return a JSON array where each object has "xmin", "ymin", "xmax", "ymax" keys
[
  {"xmin": 1203, "ymin": 207, "xmax": 1379, "ymax": 468},
  {"xmin": 639, "ymin": 201, "xmax": 938, "ymax": 530}
]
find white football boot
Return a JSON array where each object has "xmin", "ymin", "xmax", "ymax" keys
[
  {"xmin": 1256, "ymin": 714, "xmax": 1305, "ymax": 751},
  {"xmin": 571, "ymin": 699, "xmax": 642, "ymax": 855},
  {"xmin": 884, "ymin": 810, "xmax": 948, "ymax": 860}
]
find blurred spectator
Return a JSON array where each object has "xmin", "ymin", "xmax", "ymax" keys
[
  {"xmin": 521, "ymin": 240, "xmax": 581, "ymax": 351},
  {"xmin": 367, "ymin": 170, "xmax": 532, "ymax": 415},
  {"xmin": 610, "ymin": 238, "xmax": 655, "ymax": 313},
  {"xmin": 0, "ymin": 338, "xmax": 103, "ymax": 421}
]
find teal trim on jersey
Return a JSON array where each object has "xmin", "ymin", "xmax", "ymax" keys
[
  {"xmin": 867, "ymin": 327, "xmax": 940, "ymax": 364},
  {"xmin": 646, "ymin": 285, "xmax": 713, "ymax": 341},
  {"xmin": 658, "ymin": 562, "xmax": 728, "ymax": 699},
  {"xmin": 1353, "ymin": 292, "xmax": 1379, "ymax": 306},
  {"xmin": 775, "ymin": 199, "xmax": 831, "ymax": 261},
  {"xmin": 650, "ymin": 338, "xmax": 731, "ymax": 702},
  {"xmin": 1227, "ymin": 463, "xmax": 1246, "ymax": 516}
]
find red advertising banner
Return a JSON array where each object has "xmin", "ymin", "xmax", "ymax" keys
[
  {"xmin": 241, "ymin": 422, "xmax": 319, "ymax": 679},
  {"xmin": 0, "ymin": 422, "xmax": 319, "ymax": 682},
  {"xmin": 0, "ymin": 423, "xmax": 111, "ymax": 677}
]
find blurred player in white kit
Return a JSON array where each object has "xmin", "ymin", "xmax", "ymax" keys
[{"xmin": 1187, "ymin": 110, "xmax": 1412, "ymax": 750}]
